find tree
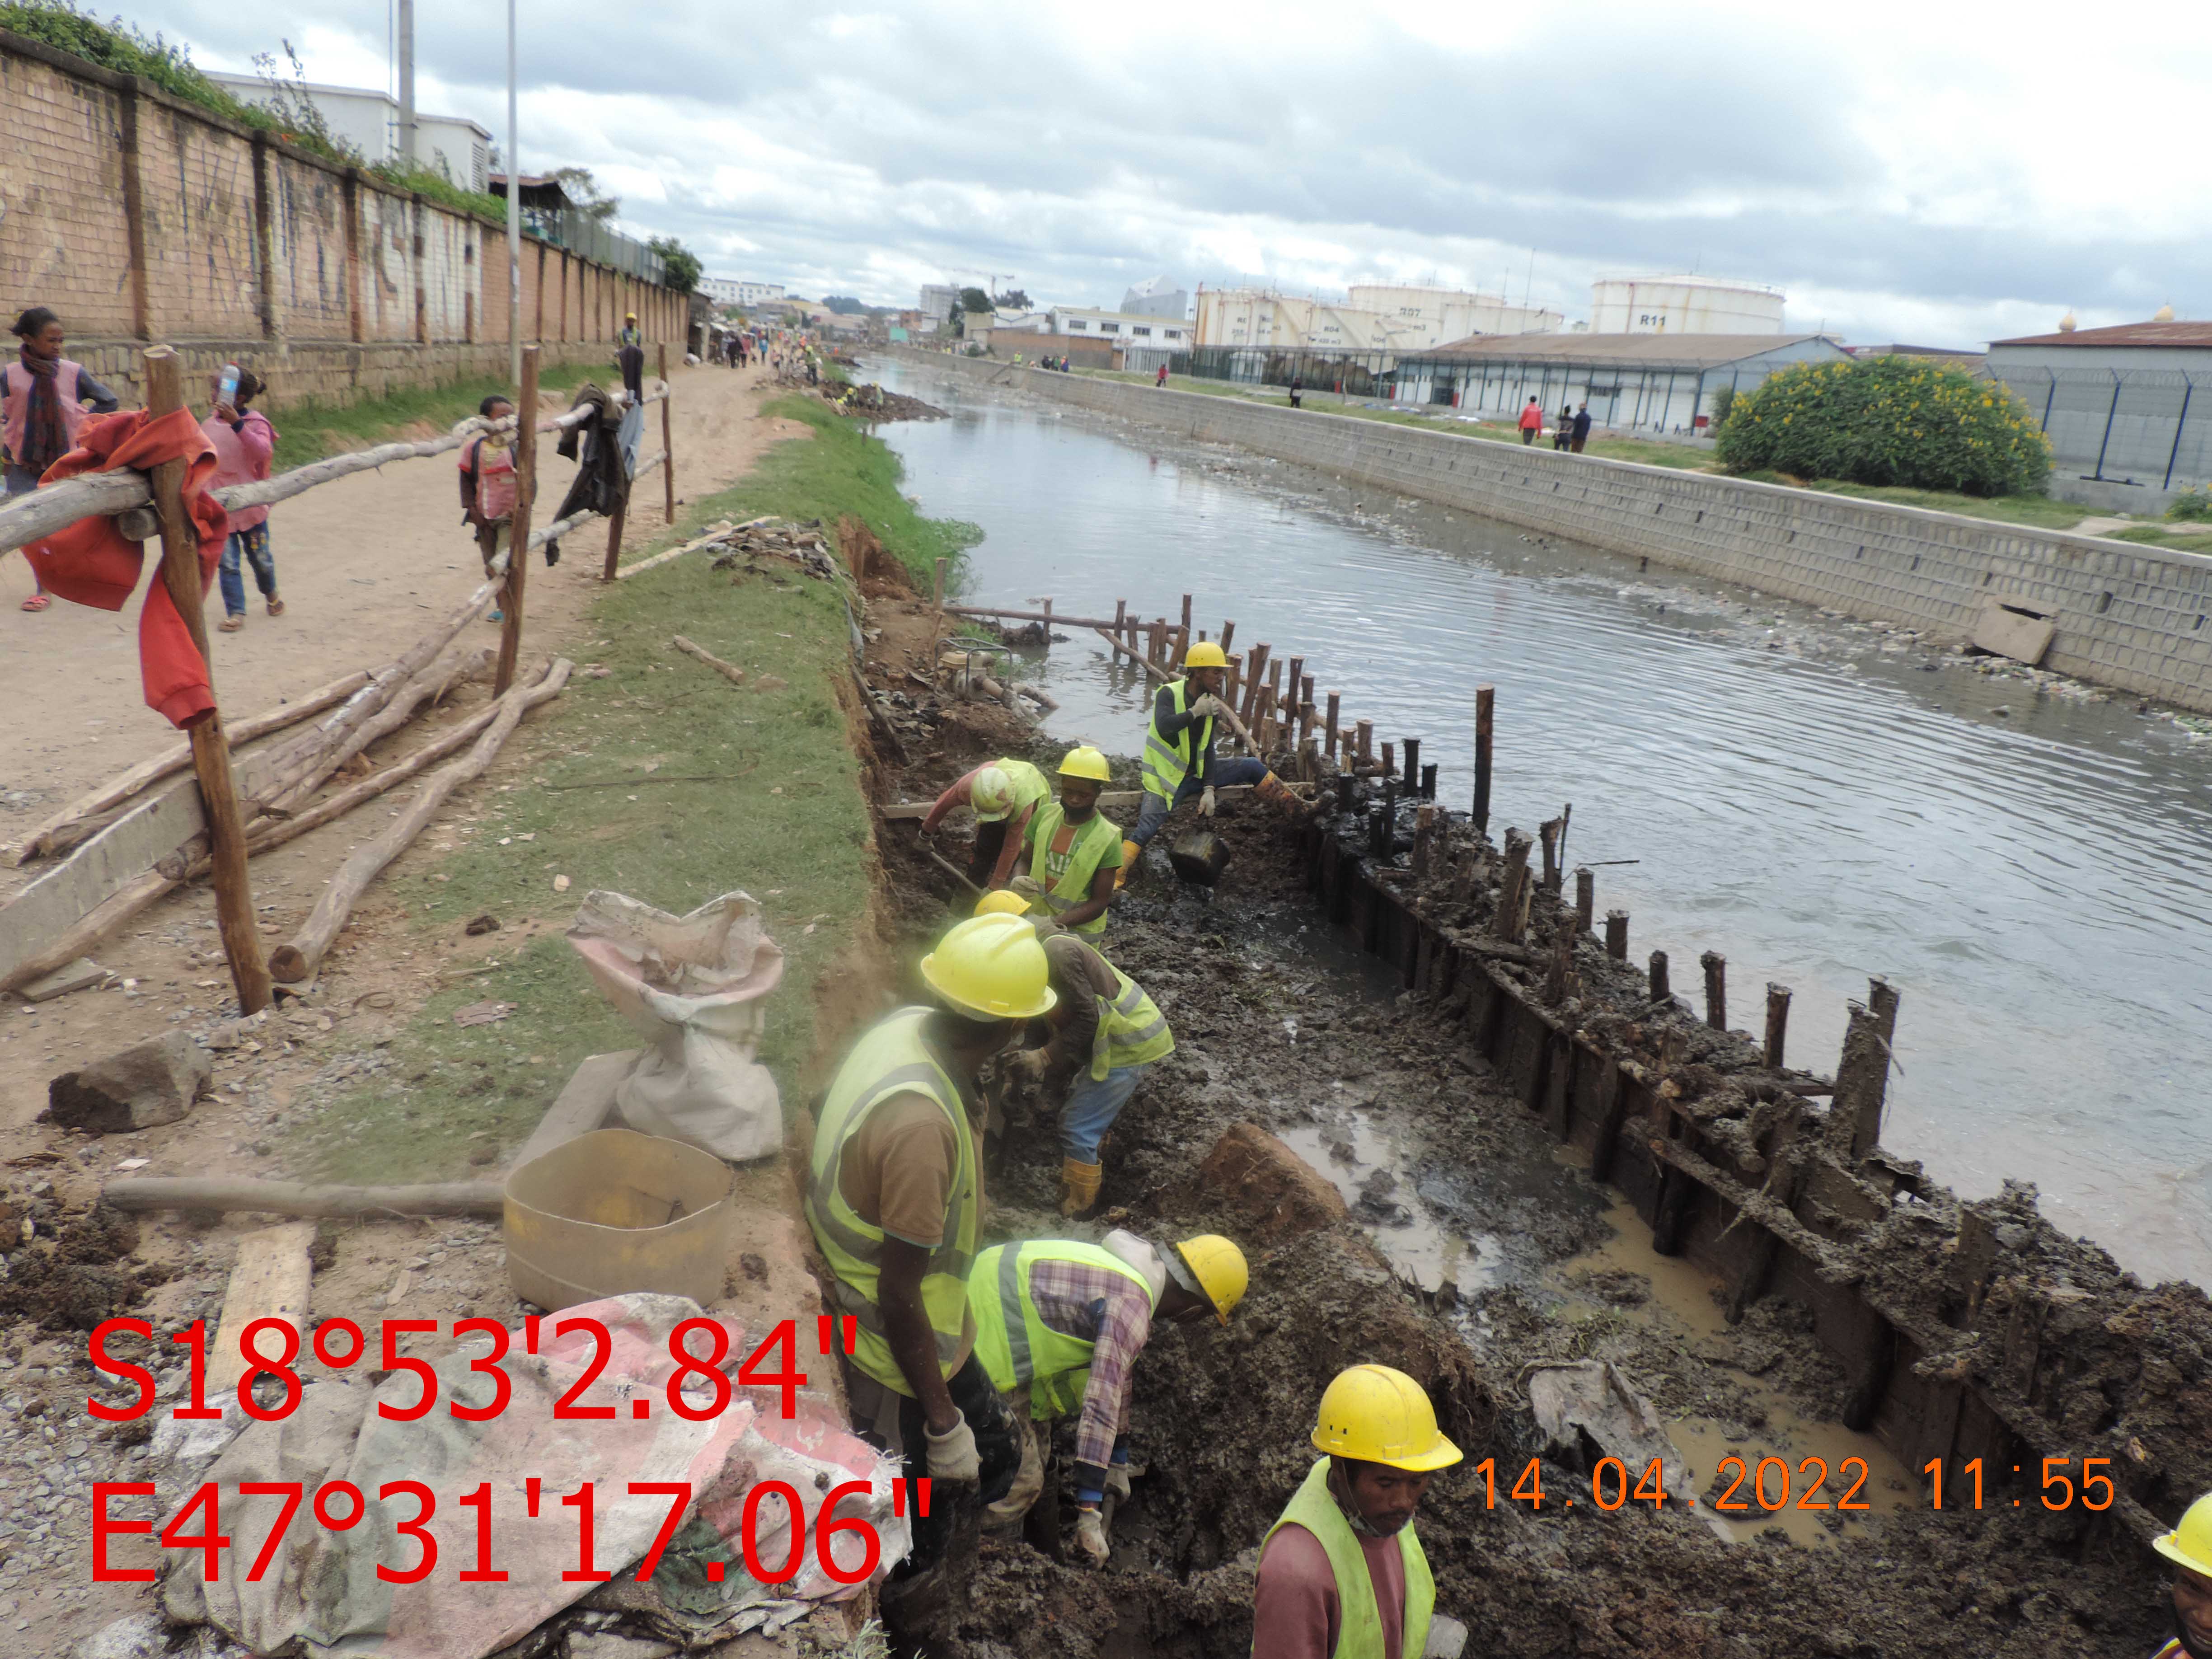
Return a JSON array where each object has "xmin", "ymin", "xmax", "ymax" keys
[
  {"xmin": 550, "ymin": 166, "xmax": 620, "ymax": 223},
  {"xmin": 996, "ymin": 288, "xmax": 1031, "ymax": 311},
  {"xmin": 1707, "ymin": 384, "xmax": 1735, "ymax": 431},
  {"xmin": 1715, "ymin": 356, "xmax": 2051, "ymax": 497},
  {"xmin": 821, "ymin": 295, "xmax": 867, "ymax": 315},
  {"xmin": 646, "ymin": 236, "xmax": 702, "ymax": 295},
  {"xmin": 957, "ymin": 286, "xmax": 991, "ymax": 315}
]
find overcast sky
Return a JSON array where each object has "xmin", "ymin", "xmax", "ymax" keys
[{"xmin": 137, "ymin": 0, "xmax": 2210, "ymax": 345}]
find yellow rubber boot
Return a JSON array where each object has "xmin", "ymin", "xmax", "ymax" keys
[{"xmin": 1059, "ymin": 1158, "xmax": 1103, "ymax": 1217}]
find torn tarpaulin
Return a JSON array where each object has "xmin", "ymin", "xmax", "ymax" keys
[{"xmin": 159, "ymin": 1293, "xmax": 904, "ymax": 1657}]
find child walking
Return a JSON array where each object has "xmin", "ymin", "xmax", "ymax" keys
[
  {"xmin": 201, "ymin": 367, "xmax": 282, "ymax": 631},
  {"xmin": 458, "ymin": 394, "xmax": 518, "ymax": 622}
]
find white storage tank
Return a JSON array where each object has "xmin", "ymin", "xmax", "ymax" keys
[{"xmin": 1589, "ymin": 275, "xmax": 1786, "ymax": 335}]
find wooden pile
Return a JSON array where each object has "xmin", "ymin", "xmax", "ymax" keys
[{"xmin": 708, "ymin": 519, "xmax": 842, "ymax": 581}]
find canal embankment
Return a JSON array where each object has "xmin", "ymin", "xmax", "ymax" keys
[{"xmin": 890, "ymin": 346, "xmax": 2212, "ymax": 715}]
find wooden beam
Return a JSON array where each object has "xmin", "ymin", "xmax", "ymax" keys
[
  {"xmin": 206, "ymin": 1223, "xmax": 314, "ymax": 1396},
  {"xmin": 103, "ymin": 1179, "xmax": 504, "ymax": 1218}
]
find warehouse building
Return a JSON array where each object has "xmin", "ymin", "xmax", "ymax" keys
[
  {"xmin": 1418, "ymin": 333, "xmax": 1847, "ymax": 431},
  {"xmin": 1985, "ymin": 315, "xmax": 2212, "ymax": 511}
]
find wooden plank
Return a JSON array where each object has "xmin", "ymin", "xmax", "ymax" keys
[
  {"xmin": 1972, "ymin": 596, "xmax": 2056, "ymax": 667},
  {"xmin": 0, "ymin": 781, "xmax": 205, "ymax": 987},
  {"xmin": 206, "ymin": 1222, "xmax": 315, "ymax": 1396}
]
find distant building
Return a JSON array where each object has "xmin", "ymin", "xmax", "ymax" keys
[
  {"xmin": 206, "ymin": 72, "xmax": 492, "ymax": 189},
  {"xmin": 1588, "ymin": 275, "xmax": 1786, "ymax": 336},
  {"xmin": 1120, "ymin": 276, "xmax": 1189, "ymax": 319},
  {"xmin": 1846, "ymin": 343, "xmax": 1985, "ymax": 362},
  {"xmin": 920, "ymin": 284, "xmax": 961, "ymax": 323},
  {"xmin": 698, "ymin": 277, "xmax": 744, "ymax": 308},
  {"xmin": 736, "ymin": 281, "xmax": 785, "ymax": 307},
  {"xmin": 1986, "ymin": 316, "xmax": 2212, "ymax": 506},
  {"xmin": 1411, "ymin": 332, "xmax": 1849, "ymax": 431},
  {"xmin": 1195, "ymin": 284, "xmax": 1561, "ymax": 351},
  {"xmin": 1047, "ymin": 306, "xmax": 1190, "ymax": 347}
]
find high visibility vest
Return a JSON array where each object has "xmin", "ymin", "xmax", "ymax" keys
[
  {"xmin": 1058, "ymin": 937, "xmax": 1174, "ymax": 1081},
  {"xmin": 1141, "ymin": 678, "xmax": 1213, "ymax": 804},
  {"xmin": 1260, "ymin": 1458, "xmax": 1434, "ymax": 1659},
  {"xmin": 990, "ymin": 757, "xmax": 1052, "ymax": 820},
  {"xmin": 1026, "ymin": 803, "xmax": 1121, "ymax": 937},
  {"xmin": 804, "ymin": 1007, "xmax": 979, "ymax": 1394},
  {"xmin": 968, "ymin": 1240, "xmax": 1158, "ymax": 1420}
]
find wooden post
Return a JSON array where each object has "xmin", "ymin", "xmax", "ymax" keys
[
  {"xmin": 1219, "ymin": 619, "xmax": 1235, "ymax": 654},
  {"xmin": 142, "ymin": 347, "xmax": 271, "ymax": 1016},
  {"xmin": 1401, "ymin": 738, "xmax": 1420, "ymax": 794},
  {"xmin": 1355, "ymin": 720, "xmax": 1373, "ymax": 768},
  {"xmin": 1225, "ymin": 653, "xmax": 1243, "ymax": 710},
  {"xmin": 1575, "ymin": 867, "xmax": 1594, "ymax": 933},
  {"xmin": 1700, "ymin": 950, "xmax": 1727, "ymax": 1031},
  {"xmin": 1179, "ymin": 592, "xmax": 1193, "ymax": 658},
  {"xmin": 1420, "ymin": 762, "xmax": 1437, "ymax": 799},
  {"xmin": 1284, "ymin": 656, "xmax": 1305, "ymax": 718},
  {"xmin": 1473, "ymin": 684, "xmax": 1495, "ymax": 834},
  {"xmin": 1265, "ymin": 660, "xmax": 1283, "ymax": 746},
  {"xmin": 1543, "ymin": 915, "xmax": 1575, "ymax": 1005},
  {"xmin": 1113, "ymin": 599, "xmax": 1126, "ymax": 640},
  {"xmin": 1242, "ymin": 644, "xmax": 1271, "ymax": 721},
  {"xmin": 1763, "ymin": 983, "xmax": 1793, "ymax": 1071},
  {"xmin": 1649, "ymin": 949, "xmax": 1670, "ymax": 1003},
  {"xmin": 657, "ymin": 344, "xmax": 676, "ymax": 524},
  {"xmin": 1413, "ymin": 804, "xmax": 1434, "ymax": 877},
  {"xmin": 1298, "ymin": 700, "xmax": 1316, "ymax": 747},
  {"xmin": 1381, "ymin": 740, "xmax": 1394, "ymax": 778},
  {"xmin": 1604, "ymin": 909, "xmax": 1628, "ymax": 960},
  {"xmin": 1493, "ymin": 829, "xmax": 1533, "ymax": 943},
  {"xmin": 1324, "ymin": 693, "xmax": 1341, "ymax": 758},
  {"xmin": 494, "ymin": 346, "xmax": 540, "ymax": 694},
  {"xmin": 1538, "ymin": 816, "xmax": 1562, "ymax": 892}
]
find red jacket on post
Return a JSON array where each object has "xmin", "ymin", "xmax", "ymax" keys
[{"xmin": 26, "ymin": 407, "xmax": 229, "ymax": 728}]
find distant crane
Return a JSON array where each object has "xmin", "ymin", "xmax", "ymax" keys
[{"xmin": 945, "ymin": 268, "xmax": 1020, "ymax": 305}]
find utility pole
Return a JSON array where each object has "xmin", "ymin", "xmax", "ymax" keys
[
  {"xmin": 396, "ymin": 0, "xmax": 417, "ymax": 166},
  {"xmin": 506, "ymin": 0, "xmax": 521, "ymax": 387}
]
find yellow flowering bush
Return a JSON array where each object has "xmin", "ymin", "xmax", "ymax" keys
[{"xmin": 1715, "ymin": 357, "xmax": 2052, "ymax": 496}]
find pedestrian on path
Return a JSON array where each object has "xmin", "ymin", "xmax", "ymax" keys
[
  {"xmin": 4, "ymin": 305, "xmax": 120, "ymax": 612},
  {"xmin": 1552, "ymin": 403, "xmax": 1572, "ymax": 451},
  {"xmin": 201, "ymin": 366, "xmax": 282, "ymax": 631},
  {"xmin": 459, "ymin": 394, "xmax": 519, "ymax": 622},
  {"xmin": 1156, "ymin": 364, "xmax": 1169, "ymax": 388},
  {"xmin": 1518, "ymin": 397, "xmax": 1543, "ymax": 445},
  {"xmin": 1571, "ymin": 403, "xmax": 1593, "ymax": 454},
  {"xmin": 1290, "ymin": 375, "xmax": 1304, "ymax": 409}
]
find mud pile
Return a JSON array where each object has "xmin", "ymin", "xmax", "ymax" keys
[{"xmin": 0, "ymin": 1190, "xmax": 160, "ymax": 1331}]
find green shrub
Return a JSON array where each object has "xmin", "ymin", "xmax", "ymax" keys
[
  {"xmin": 1707, "ymin": 383, "xmax": 1735, "ymax": 431},
  {"xmin": 1715, "ymin": 356, "xmax": 2051, "ymax": 497},
  {"xmin": 2166, "ymin": 484, "xmax": 2212, "ymax": 522}
]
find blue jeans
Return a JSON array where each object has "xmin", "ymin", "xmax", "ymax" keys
[
  {"xmin": 1128, "ymin": 757, "xmax": 1270, "ymax": 849},
  {"xmin": 220, "ymin": 525, "xmax": 277, "ymax": 616},
  {"xmin": 1062, "ymin": 1064, "xmax": 1148, "ymax": 1163}
]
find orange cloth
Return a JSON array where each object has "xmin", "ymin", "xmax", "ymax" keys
[{"xmin": 26, "ymin": 408, "xmax": 228, "ymax": 727}]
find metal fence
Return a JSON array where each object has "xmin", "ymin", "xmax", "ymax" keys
[
  {"xmin": 1983, "ymin": 366, "xmax": 2212, "ymax": 493},
  {"xmin": 522, "ymin": 207, "xmax": 666, "ymax": 285}
]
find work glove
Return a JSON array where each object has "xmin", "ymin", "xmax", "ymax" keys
[
  {"xmin": 1009, "ymin": 875, "xmax": 1046, "ymax": 900},
  {"xmin": 924, "ymin": 1413, "xmax": 981, "ymax": 1482},
  {"xmin": 1073, "ymin": 1505, "xmax": 1110, "ymax": 1567},
  {"xmin": 1198, "ymin": 786, "xmax": 1217, "ymax": 818},
  {"xmin": 1188, "ymin": 693, "xmax": 1228, "ymax": 719}
]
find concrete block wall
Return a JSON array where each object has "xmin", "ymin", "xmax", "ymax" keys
[
  {"xmin": 0, "ymin": 29, "xmax": 685, "ymax": 415},
  {"xmin": 897, "ymin": 350, "xmax": 2212, "ymax": 714}
]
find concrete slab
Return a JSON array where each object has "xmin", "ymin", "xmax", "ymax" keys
[
  {"xmin": 1971, "ymin": 596, "xmax": 2057, "ymax": 667},
  {"xmin": 509, "ymin": 1049, "xmax": 636, "ymax": 1172},
  {"xmin": 15, "ymin": 956, "xmax": 113, "ymax": 1001}
]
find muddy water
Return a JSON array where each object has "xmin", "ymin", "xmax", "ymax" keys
[{"xmin": 864, "ymin": 356, "xmax": 2212, "ymax": 1289}]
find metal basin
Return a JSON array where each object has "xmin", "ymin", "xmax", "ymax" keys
[{"xmin": 1168, "ymin": 829, "xmax": 1233, "ymax": 887}]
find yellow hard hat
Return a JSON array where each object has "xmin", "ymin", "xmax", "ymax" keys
[
  {"xmin": 973, "ymin": 890, "xmax": 1031, "ymax": 918},
  {"xmin": 1058, "ymin": 745, "xmax": 1111, "ymax": 783},
  {"xmin": 1183, "ymin": 641, "xmax": 1229, "ymax": 670},
  {"xmin": 1311, "ymin": 1364, "xmax": 1462, "ymax": 1472},
  {"xmin": 919, "ymin": 914, "xmax": 1057, "ymax": 1020},
  {"xmin": 1174, "ymin": 1235, "xmax": 1248, "ymax": 1325},
  {"xmin": 970, "ymin": 765, "xmax": 1017, "ymax": 821},
  {"xmin": 2156, "ymin": 1493, "xmax": 2212, "ymax": 1578}
]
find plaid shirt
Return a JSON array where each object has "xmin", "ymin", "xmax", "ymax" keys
[{"xmin": 1025, "ymin": 1256, "xmax": 1157, "ymax": 1470}]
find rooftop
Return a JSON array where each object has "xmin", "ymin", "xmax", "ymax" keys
[
  {"xmin": 1424, "ymin": 332, "xmax": 1842, "ymax": 367},
  {"xmin": 1991, "ymin": 320, "xmax": 2212, "ymax": 349}
]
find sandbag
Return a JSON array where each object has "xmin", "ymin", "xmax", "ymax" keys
[{"xmin": 567, "ymin": 889, "xmax": 784, "ymax": 1161}]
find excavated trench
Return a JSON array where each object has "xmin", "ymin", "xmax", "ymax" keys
[{"xmin": 853, "ymin": 603, "xmax": 2206, "ymax": 1659}]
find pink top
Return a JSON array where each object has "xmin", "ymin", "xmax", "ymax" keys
[
  {"xmin": 1251, "ymin": 1521, "xmax": 1408, "ymax": 1659},
  {"xmin": 2, "ymin": 359, "xmax": 84, "ymax": 467},
  {"xmin": 199, "ymin": 408, "xmax": 277, "ymax": 531},
  {"xmin": 460, "ymin": 434, "xmax": 518, "ymax": 523}
]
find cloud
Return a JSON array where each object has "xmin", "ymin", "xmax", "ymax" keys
[{"xmin": 138, "ymin": 0, "xmax": 2212, "ymax": 342}]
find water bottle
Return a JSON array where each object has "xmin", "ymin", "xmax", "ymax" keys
[{"xmin": 216, "ymin": 362, "xmax": 240, "ymax": 408}]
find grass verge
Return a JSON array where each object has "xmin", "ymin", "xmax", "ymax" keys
[
  {"xmin": 2111, "ymin": 525, "xmax": 2212, "ymax": 554},
  {"xmin": 298, "ymin": 396, "xmax": 972, "ymax": 1183},
  {"xmin": 269, "ymin": 361, "xmax": 604, "ymax": 472}
]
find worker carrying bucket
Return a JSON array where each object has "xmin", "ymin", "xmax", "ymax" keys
[
  {"xmin": 974, "ymin": 889, "xmax": 1172, "ymax": 1215},
  {"xmin": 804, "ymin": 912, "xmax": 1048, "ymax": 1572},
  {"xmin": 2154, "ymin": 1491, "xmax": 2212, "ymax": 1659},
  {"xmin": 1253, "ymin": 1364, "xmax": 1470, "ymax": 1659},
  {"xmin": 1124, "ymin": 640, "xmax": 1312, "ymax": 881},
  {"xmin": 968, "ymin": 1230, "xmax": 1247, "ymax": 1566}
]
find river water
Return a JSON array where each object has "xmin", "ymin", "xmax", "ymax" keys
[{"xmin": 863, "ymin": 356, "xmax": 2212, "ymax": 1289}]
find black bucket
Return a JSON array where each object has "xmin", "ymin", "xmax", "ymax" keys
[{"xmin": 1168, "ymin": 829, "xmax": 1233, "ymax": 887}]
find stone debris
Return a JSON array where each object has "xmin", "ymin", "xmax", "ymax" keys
[{"xmin": 46, "ymin": 1031, "xmax": 211, "ymax": 1133}]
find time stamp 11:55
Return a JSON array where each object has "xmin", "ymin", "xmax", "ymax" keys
[{"xmin": 1462, "ymin": 1455, "xmax": 2121, "ymax": 1513}]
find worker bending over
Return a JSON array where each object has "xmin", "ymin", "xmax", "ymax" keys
[
  {"xmin": 1125, "ymin": 642, "xmax": 1309, "ymax": 869},
  {"xmin": 1253, "ymin": 1364, "xmax": 1462, "ymax": 1659},
  {"xmin": 804, "ymin": 914, "xmax": 1050, "ymax": 1567},
  {"xmin": 2155, "ymin": 1491, "xmax": 2212, "ymax": 1659},
  {"xmin": 969, "ymin": 1230, "xmax": 1246, "ymax": 1566},
  {"xmin": 1013, "ymin": 747, "xmax": 1123, "ymax": 938},
  {"xmin": 920, "ymin": 756, "xmax": 1052, "ymax": 888},
  {"xmin": 977, "ymin": 890, "xmax": 1173, "ymax": 1215}
]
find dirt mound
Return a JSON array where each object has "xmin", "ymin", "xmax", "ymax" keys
[{"xmin": 0, "ymin": 1200, "xmax": 161, "ymax": 1331}]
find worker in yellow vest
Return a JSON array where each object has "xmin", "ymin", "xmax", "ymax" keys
[
  {"xmin": 2154, "ymin": 1491, "xmax": 2212, "ymax": 1659},
  {"xmin": 804, "ymin": 913, "xmax": 1054, "ymax": 1569},
  {"xmin": 1012, "ymin": 747, "xmax": 1124, "ymax": 938},
  {"xmin": 1126, "ymin": 641, "xmax": 1311, "ymax": 876},
  {"xmin": 1252, "ymin": 1364, "xmax": 1462, "ymax": 1659},
  {"xmin": 969, "ymin": 1230, "xmax": 1247, "ymax": 1566},
  {"xmin": 919, "ymin": 756, "xmax": 1053, "ymax": 888},
  {"xmin": 975, "ymin": 889, "xmax": 1173, "ymax": 1215}
]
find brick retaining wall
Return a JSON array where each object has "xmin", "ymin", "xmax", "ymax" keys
[{"xmin": 895, "ymin": 349, "xmax": 2212, "ymax": 714}]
